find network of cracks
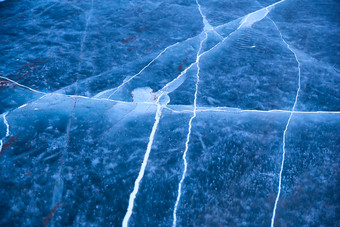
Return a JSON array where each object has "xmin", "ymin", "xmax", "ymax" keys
[{"xmin": 0, "ymin": 0, "xmax": 339, "ymax": 226}]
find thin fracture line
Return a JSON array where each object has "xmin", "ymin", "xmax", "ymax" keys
[
  {"xmin": 160, "ymin": 62, "xmax": 196, "ymax": 93},
  {"xmin": 34, "ymin": 2, "xmax": 58, "ymax": 17},
  {"xmin": 159, "ymin": 28, "xmax": 236, "ymax": 96},
  {"xmin": 50, "ymin": 99, "xmax": 76, "ymax": 223},
  {"xmin": 1, "ymin": 77, "xmax": 338, "ymax": 116},
  {"xmin": 282, "ymin": 111, "xmax": 340, "ymax": 114},
  {"xmin": 65, "ymin": 35, "xmax": 199, "ymax": 96},
  {"xmin": 172, "ymin": 1, "xmax": 208, "ymax": 224},
  {"xmin": 0, "ymin": 112, "xmax": 10, "ymax": 152},
  {"xmin": 2, "ymin": 75, "xmax": 337, "ymax": 116},
  {"xmin": 195, "ymin": 0, "xmax": 223, "ymax": 39},
  {"xmin": 107, "ymin": 42, "xmax": 181, "ymax": 99},
  {"xmin": 165, "ymin": 106, "xmax": 340, "ymax": 114},
  {"xmin": 0, "ymin": 77, "xmax": 150, "ymax": 113},
  {"xmin": 215, "ymin": 0, "xmax": 286, "ymax": 30},
  {"xmin": 238, "ymin": 0, "xmax": 285, "ymax": 29},
  {"xmin": 0, "ymin": 113, "xmax": 9, "ymax": 155},
  {"xmin": 3, "ymin": 113, "xmax": 9, "ymax": 137},
  {"xmin": 164, "ymin": 106, "xmax": 192, "ymax": 113},
  {"xmin": 0, "ymin": 76, "xmax": 142, "ymax": 105},
  {"xmin": 199, "ymin": 1, "xmax": 286, "ymax": 59},
  {"xmin": 270, "ymin": 18, "xmax": 301, "ymax": 227},
  {"xmin": 122, "ymin": 100, "xmax": 165, "ymax": 227},
  {"xmin": 59, "ymin": 40, "xmax": 183, "ymax": 95},
  {"xmin": 74, "ymin": 0, "xmax": 94, "ymax": 94},
  {"xmin": 0, "ymin": 76, "xmax": 46, "ymax": 94}
]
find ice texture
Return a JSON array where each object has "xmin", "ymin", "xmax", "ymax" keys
[{"xmin": 0, "ymin": 0, "xmax": 339, "ymax": 226}]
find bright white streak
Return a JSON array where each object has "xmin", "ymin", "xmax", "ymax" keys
[
  {"xmin": 3, "ymin": 77, "xmax": 337, "ymax": 116},
  {"xmin": 3, "ymin": 113, "xmax": 9, "ymax": 137},
  {"xmin": 0, "ymin": 113, "xmax": 9, "ymax": 153},
  {"xmin": 238, "ymin": 0, "xmax": 286, "ymax": 29},
  {"xmin": 172, "ymin": 1, "xmax": 208, "ymax": 225},
  {"xmin": 270, "ymin": 19, "xmax": 301, "ymax": 227},
  {"xmin": 165, "ymin": 106, "xmax": 340, "ymax": 115},
  {"xmin": 0, "ymin": 76, "xmax": 46, "ymax": 94},
  {"xmin": 122, "ymin": 100, "xmax": 164, "ymax": 227}
]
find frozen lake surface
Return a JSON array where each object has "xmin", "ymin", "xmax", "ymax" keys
[{"xmin": 0, "ymin": 0, "xmax": 339, "ymax": 226}]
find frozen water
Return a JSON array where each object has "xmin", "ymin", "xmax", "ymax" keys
[{"xmin": 0, "ymin": 0, "xmax": 339, "ymax": 226}]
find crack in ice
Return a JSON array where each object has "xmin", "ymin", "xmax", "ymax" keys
[
  {"xmin": 50, "ymin": 99, "xmax": 76, "ymax": 226},
  {"xmin": 2, "ymin": 72, "xmax": 339, "ymax": 117},
  {"xmin": 238, "ymin": 0, "xmax": 286, "ymax": 29},
  {"xmin": 0, "ymin": 113, "xmax": 10, "ymax": 153},
  {"xmin": 270, "ymin": 18, "xmax": 301, "ymax": 227},
  {"xmin": 1, "ymin": 1, "xmax": 337, "ymax": 225},
  {"xmin": 172, "ymin": 1, "xmax": 208, "ymax": 225},
  {"xmin": 195, "ymin": 0, "xmax": 223, "ymax": 39},
  {"xmin": 74, "ymin": 0, "xmax": 94, "ymax": 94},
  {"xmin": 122, "ymin": 95, "xmax": 168, "ymax": 227},
  {"xmin": 0, "ymin": 76, "xmax": 46, "ymax": 95},
  {"xmin": 3, "ymin": 113, "xmax": 10, "ymax": 137},
  {"xmin": 165, "ymin": 106, "xmax": 340, "ymax": 115},
  {"xmin": 105, "ymin": 42, "xmax": 182, "ymax": 99}
]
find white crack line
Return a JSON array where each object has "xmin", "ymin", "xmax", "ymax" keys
[
  {"xmin": 106, "ymin": 42, "xmax": 182, "ymax": 99},
  {"xmin": 122, "ymin": 95, "xmax": 168, "ymax": 227},
  {"xmin": 166, "ymin": 106, "xmax": 340, "ymax": 115},
  {"xmin": 195, "ymin": 0, "xmax": 223, "ymax": 39},
  {"xmin": 0, "ymin": 112, "xmax": 10, "ymax": 153},
  {"xmin": 172, "ymin": 1, "xmax": 209, "ymax": 225},
  {"xmin": 269, "ymin": 17, "xmax": 301, "ymax": 227},
  {"xmin": 0, "ymin": 76, "xmax": 46, "ymax": 95},
  {"xmin": 3, "ymin": 113, "xmax": 10, "ymax": 137},
  {"xmin": 2, "ymin": 76, "xmax": 339, "ymax": 116}
]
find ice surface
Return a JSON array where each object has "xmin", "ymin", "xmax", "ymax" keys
[{"xmin": 0, "ymin": 0, "xmax": 339, "ymax": 226}]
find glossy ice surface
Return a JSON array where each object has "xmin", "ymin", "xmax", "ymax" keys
[{"xmin": 0, "ymin": 0, "xmax": 339, "ymax": 226}]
